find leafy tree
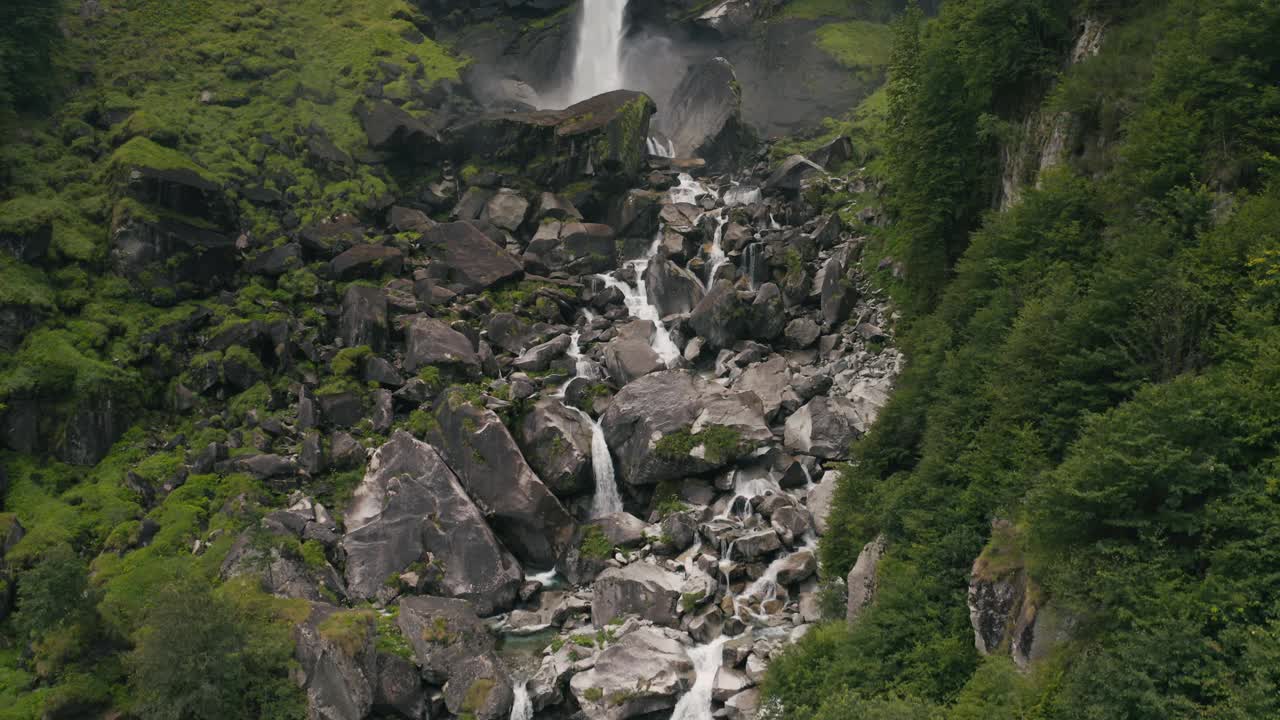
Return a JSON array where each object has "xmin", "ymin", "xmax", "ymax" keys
[{"xmin": 0, "ymin": 0, "xmax": 64, "ymax": 112}]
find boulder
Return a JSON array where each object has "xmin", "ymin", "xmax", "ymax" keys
[
  {"xmin": 328, "ymin": 244, "xmax": 404, "ymax": 281},
  {"xmin": 221, "ymin": 528, "xmax": 347, "ymax": 603},
  {"xmin": 656, "ymin": 57, "xmax": 749, "ymax": 169},
  {"xmin": 783, "ymin": 395, "xmax": 869, "ymax": 459},
  {"xmin": 848, "ymin": 534, "xmax": 887, "ymax": 625},
  {"xmin": 569, "ymin": 628, "xmax": 693, "ymax": 718},
  {"xmin": 748, "ymin": 282, "xmax": 787, "ymax": 340},
  {"xmin": 594, "ymin": 512, "xmax": 648, "ymax": 549},
  {"xmin": 819, "ymin": 245, "xmax": 857, "ymax": 327},
  {"xmin": 765, "ymin": 155, "xmax": 824, "ymax": 194},
  {"xmin": 517, "ymin": 399, "xmax": 593, "ymax": 497},
  {"xmin": 481, "ymin": 188, "xmax": 530, "ymax": 232},
  {"xmin": 776, "ymin": 550, "xmax": 817, "ymax": 585},
  {"xmin": 110, "ymin": 211, "xmax": 236, "ymax": 301},
  {"xmin": 430, "ymin": 395, "xmax": 576, "ymax": 568},
  {"xmin": 512, "ymin": 334, "xmax": 571, "ymax": 373},
  {"xmin": 341, "ymin": 432, "xmax": 523, "ymax": 614},
  {"xmin": 245, "ymin": 242, "xmax": 302, "ymax": 277},
  {"xmin": 689, "ymin": 280, "xmax": 748, "ymax": 350},
  {"xmin": 724, "ymin": 688, "xmax": 761, "ymax": 720},
  {"xmin": 300, "ymin": 216, "xmax": 367, "ymax": 257},
  {"xmin": 533, "ymin": 192, "xmax": 583, "ymax": 222},
  {"xmin": 421, "ymin": 221, "xmax": 523, "ymax": 293},
  {"xmin": 374, "ymin": 653, "xmax": 429, "ymax": 720},
  {"xmin": 357, "ymin": 100, "xmax": 440, "ymax": 161},
  {"xmin": 603, "ymin": 321, "xmax": 664, "ymax": 386},
  {"xmin": 601, "ymin": 370, "xmax": 771, "ymax": 486},
  {"xmin": 592, "ymin": 564, "xmax": 684, "ymax": 628},
  {"xmin": 524, "ymin": 221, "xmax": 618, "ymax": 275},
  {"xmin": 404, "ymin": 317, "xmax": 480, "ymax": 375},
  {"xmin": 644, "ymin": 256, "xmax": 706, "ymax": 317},
  {"xmin": 785, "ymin": 317, "xmax": 821, "ymax": 348},
  {"xmin": 396, "ymin": 595, "xmax": 497, "ymax": 684},
  {"xmin": 807, "ymin": 471, "xmax": 838, "ymax": 536},
  {"xmin": 734, "ymin": 356, "xmax": 792, "ymax": 421},
  {"xmin": 339, "ymin": 285, "xmax": 388, "ymax": 352},
  {"xmin": 446, "ymin": 90, "xmax": 657, "ymax": 189}
]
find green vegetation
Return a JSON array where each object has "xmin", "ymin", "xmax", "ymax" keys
[
  {"xmin": 816, "ymin": 21, "xmax": 895, "ymax": 71},
  {"xmin": 655, "ymin": 425, "xmax": 751, "ymax": 465},
  {"xmin": 0, "ymin": 0, "xmax": 64, "ymax": 113},
  {"xmin": 765, "ymin": 1, "xmax": 1280, "ymax": 719},
  {"xmin": 578, "ymin": 525, "xmax": 614, "ymax": 560}
]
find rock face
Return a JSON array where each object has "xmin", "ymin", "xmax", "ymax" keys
[
  {"xmin": 397, "ymin": 596, "xmax": 514, "ymax": 719},
  {"xmin": 689, "ymin": 280, "xmax": 748, "ymax": 350},
  {"xmin": 429, "ymin": 396, "xmax": 576, "ymax": 568},
  {"xmin": 446, "ymin": 90, "xmax": 657, "ymax": 189},
  {"xmin": 421, "ymin": 221, "xmax": 523, "ymax": 293},
  {"xmin": 644, "ymin": 256, "xmax": 706, "ymax": 317},
  {"xmin": 524, "ymin": 221, "xmax": 618, "ymax": 275},
  {"xmin": 601, "ymin": 370, "xmax": 771, "ymax": 486},
  {"xmin": 569, "ymin": 628, "xmax": 694, "ymax": 719},
  {"xmin": 339, "ymin": 286, "xmax": 388, "ymax": 352},
  {"xmin": 847, "ymin": 534, "xmax": 887, "ymax": 625},
  {"xmin": 341, "ymin": 432, "xmax": 522, "ymax": 614},
  {"xmin": 592, "ymin": 563, "xmax": 685, "ymax": 628},
  {"xmin": 294, "ymin": 604, "xmax": 378, "ymax": 720},
  {"xmin": 656, "ymin": 57, "xmax": 749, "ymax": 168}
]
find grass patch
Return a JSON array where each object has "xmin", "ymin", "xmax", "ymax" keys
[{"xmin": 815, "ymin": 21, "xmax": 893, "ymax": 70}]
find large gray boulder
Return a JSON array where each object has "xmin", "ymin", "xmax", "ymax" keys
[
  {"xmin": 404, "ymin": 317, "xmax": 480, "ymax": 376},
  {"xmin": 689, "ymin": 280, "xmax": 748, "ymax": 350},
  {"xmin": 518, "ymin": 399, "xmax": 594, "ymax": 497},
  {"xmin": 421, "ymin": 221, "xmax": 523, "ymax": 293},
  {"xmin": 569, "ymin": 628, "xmax": 694, "ymax": 718},
  {"xmin": 848, "ymin": 534, "xmax": 887, "ymax": 625},
  {"xmin": 603, "ymin": 320, "xmax": 664, "ymax": 386},
  {"xmin": 819, "ymin": 245, "xmax": 857, "ymax": 327},
  {"xmin": 512, "ymin": 334, "xmax": 571, "ymax": 373},
  {"xmin": 523, "ymin": 221, "xmax": 618, "ymax": 275},
  {"xmin": 341, "ymin": 432, "xmax": 523, "ymax": 614},
  {"xmin": 765, "ymin": 155, "xmax": 824, "ymax": 193},
  {"xmin": 221, "ymin": 530, "xmax": 347, "ymax": 604},
  {"xmin": 481, "ymin": 188, "xmax": 530, "ymax": 232},
  {"xmin": 734, "ymin": 356, "xmax": 793, "ymax": 421},
  {"xmin": 783, "ymin": 395, "xmax": 869, "ymax": 459},
  {"xmin": 601, "ymin": 370, "xmax": 771, "ymax": 486},
  {"xmin": 592, "ymin": 564, "xmax": 685, "ymax": 628},
  {"xmin": 644, "ymin": 255, "xmax": 706, "ymax": 317},
  {"xmin": 656, "ymin": 57, "xmax": 749, "ymax": 168},
  {"xmin": 430, "ymin": 395, "xmax": 576, "ymax": 568},
  {"xmin": 396, "ymin": 597, "xmax": 514, "ymax": 719}
]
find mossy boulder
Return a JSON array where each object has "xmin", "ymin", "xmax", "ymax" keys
[{"xmin": 445, "ymin": 90, "xmax": 656, "ymax": 190}]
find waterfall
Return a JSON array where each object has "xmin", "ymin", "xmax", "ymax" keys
[
  {"xmin": 668, "ymin": 173, "xmax": 715, "ymax": 206},
  {"xmin": 648, "ymin": 136, "xmax": 676, "ymax": 158},
  {"xmin": 670, "ymin": 637, "xmax": 731, "ymax": 720},
  {"xmin": 563, "ymin": 0, "xmax": 630, "ymax": 105},
  {"xmin": 598, "ymin": 229, "xmax": 682, "ymax": 366},
  {"xmin": 584, "ymin": 410, "xmax": 624, "ymax": 518},
  {"xmin": 510, "ymin": 679, "xmax": 534, "ymax": 720},
  {"xmin": 703, "ymin": 212, "xmax": 729, "ymax": 290}
]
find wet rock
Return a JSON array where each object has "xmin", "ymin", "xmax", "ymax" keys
[
  {"xmin": 339, "ymin": 285, "xmax": 388, "ymax": 352},
  {"xmin": 592, "ymin": 564, "xmax": 685, "ymax": 628},
  {"xmin": 420, "ymin": 221, "xmax": 523, "ymax": 293},
  {"xmin": 341, "ymin": 432, "xmax": 522, "ymax": 614},
  {"xmin": 405, "ymin": 317, "xmax": 480, "ymax": 376},
  {"xmin": 430, "ymin": 396, "xmax": 576, "ymax": 568},
  {"xmin": 603, "ymin": 320, "xmax": 664, "ymax": 386},
  {"xmin": 569, "ymin": 628, "xmax": 693, "ymax": 718}
]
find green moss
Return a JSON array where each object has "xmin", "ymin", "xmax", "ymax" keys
[
  {"xmin": 421, "ymin": 616, "xmax": 457, "ymax": 645},
  {"xmin": 461, "ymin": 678, "xmax": 496, "ymax": 713},
  {"xmin": 0, "ymin": 195, "xmax": 61, "ymax": 237},
  {"xmin": 318, "ymin": 609, "xmax": 375, "ymax": 657},
  {"xmin": 582, "ymin": 687, "xmax": 604, "ymax": 703},
  {"xmin": 331, "ymin": 345, "xmax": 373, "ymax": 377},
  {"xmin": 374, "ymin": 607, "xmax": 414, "ymax": 660},
  {"xmin": 779, "ymin": 0, "xmax": 859, "ymax": 21},
  {"xmin": 109, "ymin": 137, "xmax": 211, "ymax": 179},
  {"xmin": 228, "ymin": 382, "xmax": 271, "ymax": 421},
  {"xmin": 654, "ymin": 424, "xmax": 751, "ymax": 465},
  {"xmin": 815, "ymin": 21, "xmax": 894, "ymax": 71},
  {"xmin": 0, "ymin": 257, "xmax": 55, "ymax": 308}
]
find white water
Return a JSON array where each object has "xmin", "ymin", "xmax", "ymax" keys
[
  {"xmin": 562, "ymin": 0, "xmax": 630, "ymax": 106},
  {"xmin": 648, "ymin": 136, "xmax": 676, "ymax": 158},
  {"xmin": 526, "ymin": 566, "xmax": 561, "ymax": 587},
  {"xmin": 583, "ymin": 409, "xmax": 624, "ymax": 518},
  {"xmin": 510, "ymin": 679, "xmax": 533, "ymax": 720},
  {"xmin": 769, "ymin": 213, "xmax": 782, "ymax": 230},
  {"xmin": 723, "ymin": 184, "xmax": 761, "ymax": 207},
  {"xmin": 598, "ymin": 230, "xmax": 682, "ymax": 366},
  {"xmin": 703, "ymin": 211, "xmax": 729, "ymax": 290},
  {"xmin": 735, "ymin": 535, "xmax": 818, "ymax": 619},
  {"xmin": 670, "ymin": 637, "xmax": 731, "ymax": 720},
  {"xmin": 668, "ymin": 173, "xmax": 715, "ymax": 206}
]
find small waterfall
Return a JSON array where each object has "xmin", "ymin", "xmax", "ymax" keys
[
  {"xmin": 668, "ymin": 173, "xmax": 715, "ymax": 206},
  {"xmin": 648, "ymin": 136, "xmax": 676, "ymax": 158},
  {"xmin": 563, "ymin": 0, "xmax": 630, "ymax": 105},
  {"xmin": 723, "ymin": 184, "xmax": 761, "ymax": 207},
  {"xmin": 769, "ymin": 213, "xmax": 782, "ymax": 230},
  {"xmin": 703, "ymin": 211, "xmax": 729, "ymax": 290},
  {"xmin": 510, "ymin": 679, "xmax": 534, "ymax": 720},
  {"xmin": 585, "ymin": 411, "xmax": 624, "ymax": 518},
  {"xmin": 598, "ymin": 229, "xmax": 682, "ymax": 366},
  {"xmin": 743, "ymin": 242, "xmax": 767, "ymax": 291},
  {"xmin": 670, "ymin": 637, "xmax": 731, "ymax": 720}
]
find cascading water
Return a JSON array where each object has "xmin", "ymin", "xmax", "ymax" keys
[
  {"xmin": 668, "ymin": 172, "xmax": 715, "ymax": 206},
  {"xmin": 670, "ymin": 637, "xmax": 731, "ymax": 720},
  {"xmin": 562, "ymin": 0, "xmax": 630, "ymax": 106},
  {"xmin": 647, "ymin": 136, "xmax": 676, "ymax": 158},
  {"xmin": 557, "ymin": 315, "xmax": 624, "ymax": 518},
  {"xmin": 510, "ymin": 679, "xmax": 534, "ymax": 720},
  {"xmin": 703, "ymin": 211, "xmax": 729, "ymax": 290},
  {"xmin": 598, "ymin": 229, "xmax": 682, "ymax": 366}
]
